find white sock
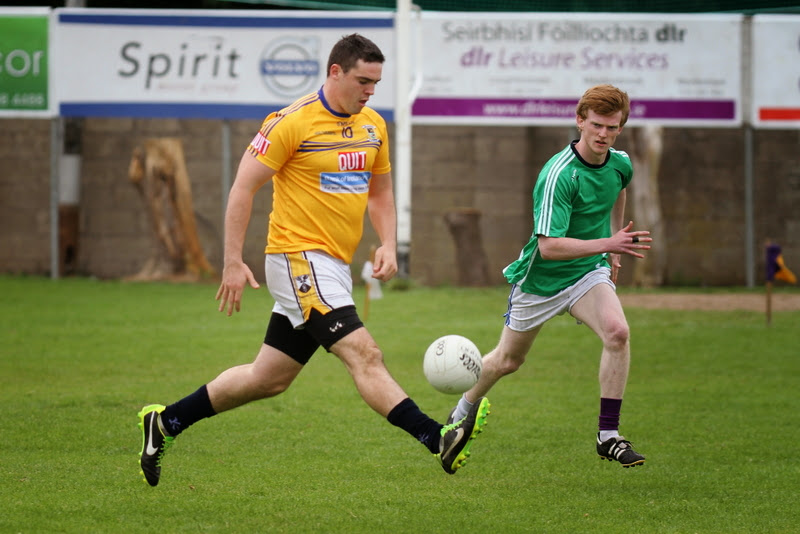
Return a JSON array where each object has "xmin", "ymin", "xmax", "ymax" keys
[
  {"xmin": 599, "ymin": 430, "xmax": 620, "ymax": 442},
  {"xmin": 454, "ymin": 394, "xmax": 474, "ymax": 421}
]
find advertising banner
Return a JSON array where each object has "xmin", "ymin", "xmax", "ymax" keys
[
  {"xmin": 751, "ymin": 15, "xmax": 800, "ymax": 129},
  {"xmin": 0, "ymin": 7, "xmax": 52, "ymax": 118},
  {"xmin": 412, "ymin": 13, "xmax": 742, "ymax": 127},
  {"xmin": 53, "ymin": 8, "xmax": 395, "ymax": 120}
]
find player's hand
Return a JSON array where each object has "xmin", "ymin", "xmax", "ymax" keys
[
  {"xmin": 215, "ymin": 260, "xmax": 260, "ymax": 316},
  {"xmin": 609, "ymin": 221, "xmax": 652, "ymax": 259},
  {"xmin": 371, "ymin": 245, "xmax": 398, "ymax": 282}
]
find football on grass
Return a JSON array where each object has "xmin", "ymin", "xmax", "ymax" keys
[{"xmin": 423, "ymin": 334, "xmax": 482, "ymax": 394}]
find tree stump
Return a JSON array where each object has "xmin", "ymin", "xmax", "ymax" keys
[
  {"xmin": 127, "ymin": 138, "xmax": 216, "ymax": 281},
  {"xmin": 444, "ymin": 207, "xmax": 490, "ymax": 287}
]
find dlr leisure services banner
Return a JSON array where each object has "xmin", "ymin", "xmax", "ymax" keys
[{"xmin": 412, "ymin": 13, "xmax": 742, "ymax": 127}]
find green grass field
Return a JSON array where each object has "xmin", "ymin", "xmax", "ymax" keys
[{"xmin": 1, "ymin": 275, "xmax": 798, "ymax": 533}]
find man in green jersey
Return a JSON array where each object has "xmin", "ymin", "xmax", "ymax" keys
[{"xmin": 449, "ymin": 84, "xmax": 650, "ymax": 467}]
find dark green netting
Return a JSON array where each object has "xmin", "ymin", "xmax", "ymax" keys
[
  {"xmin": 221, "ymin": 0, "xmax": 800, "ymax": 14},
  {"xmin": 53, "ymin": 0, "xmax": 798, "ymax": 13}
]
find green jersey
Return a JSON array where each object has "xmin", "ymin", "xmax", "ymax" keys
[{"xmin": 503, "ymin": 142, "xmax": 633, "ymax": 296}]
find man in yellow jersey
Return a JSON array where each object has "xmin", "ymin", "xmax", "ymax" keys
[{"xmin": 137, "ymin": 34, "xmax": 490, "ymax": 487}]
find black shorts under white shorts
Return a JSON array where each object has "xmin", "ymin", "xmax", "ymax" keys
[{"xmin": 262, "ymin": 251, "xmax": 364, "ymax": 364}]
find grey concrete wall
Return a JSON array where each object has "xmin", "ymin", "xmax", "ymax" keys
[
  {"xmin": 1, "ymin": 119, "xmax": 52, "ymax": 273},
  {"xmin": 1, "ymin": 117, "xmax": 797, "ymax": 287}
]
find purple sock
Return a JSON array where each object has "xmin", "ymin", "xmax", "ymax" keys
[{"xmin": 599, "ymin": 397, "xmax": 623, "ymax": 432}]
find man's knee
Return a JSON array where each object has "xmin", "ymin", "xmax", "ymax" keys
[
  {"xmin": 604, "ymin": 320, "xmax": 630, "ymax": 351},
  {"xmin": 333, "ymin": 330, "xmax": 386, "ymax": 371}
]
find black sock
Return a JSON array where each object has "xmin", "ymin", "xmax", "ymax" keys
[
  {"xmin": 160, "ymin": 385, "xmax": 217, "ymax": 437},
  {"xmin": 387, "ymin": 397, "xmax": 443, "ymax": 454}
]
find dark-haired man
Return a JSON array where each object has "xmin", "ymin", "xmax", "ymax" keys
[{"xmin": 138, "ymin": 34, "xmax": 489, "ymax": 487}]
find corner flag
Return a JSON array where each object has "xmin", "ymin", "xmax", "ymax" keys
[{"xmin": 766, "ymin": 243, "xmax": 797, "ymax": 284}]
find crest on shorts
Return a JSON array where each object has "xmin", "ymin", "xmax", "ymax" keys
[{"xmin": 294, "ymin": 274, "xmax": 311, "ymax": 293}]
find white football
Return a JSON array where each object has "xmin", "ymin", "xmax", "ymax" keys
[{"xmin": 423, "ymin": 334, "xmax": 482, "ymax": 394}]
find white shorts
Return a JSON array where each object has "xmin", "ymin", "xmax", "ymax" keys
[
  {"xmin": 504, "ymin": 267, "xmax": 615, "ymax": 332},
  {"xmin": 265, "ymin": 250, "xmax": 354, "ymax": 328}
]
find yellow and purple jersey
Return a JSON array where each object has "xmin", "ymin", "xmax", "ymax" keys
[{"xmin": 247, "ymin": 88, "xmax": 391, "ymax": 264}]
